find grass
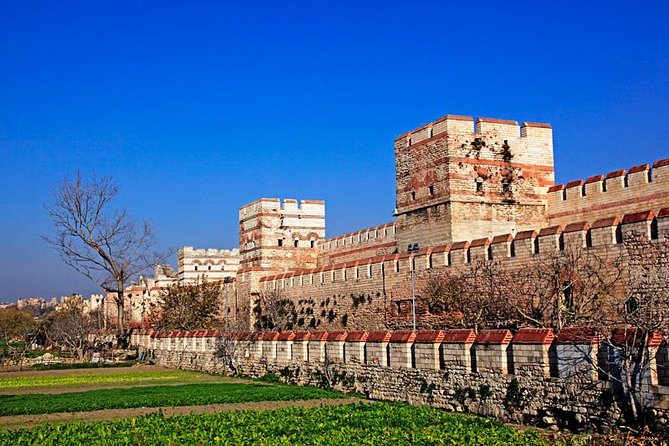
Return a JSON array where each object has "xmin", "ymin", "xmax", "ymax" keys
[
  {"xmin": 0, "ymin": 370, "xmax": 203, "ymax": 391},
  {"xmin": 0, "ymin": 402, "xmax": 572, "ymax": 445},
  {"xmin": 0, "ymin": 382, "xmax": 347, "ymax": 416}
]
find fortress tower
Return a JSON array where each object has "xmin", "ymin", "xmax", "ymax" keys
[
  {"xmin": 394, "ymin": 115, "xmax": 555, "ymax": 250},
  {"xmin": 236, "ymin": 198, "xmax": 326, "ymax": 326}
]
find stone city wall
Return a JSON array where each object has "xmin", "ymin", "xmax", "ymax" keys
[
  {"xmin": 133, "ymin": 327, "xmax": 669, "ymax": 433},
  {"xmin": 316, "ymin": 222, "xmax": 397, "ymax": 266},
  {"xmin": 547, "ymin": 158, "xmax": 669, "ymax": 226},
  {"xmin": 253, "ymin": 207, "xmax": 668, "ymax": 331}
]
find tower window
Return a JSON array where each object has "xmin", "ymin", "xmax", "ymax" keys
[
  {"xmin": 502, "ymin": 182, "xmax": 511, "ymax": 195},
  {"xmin": 428, "ymin": 185, "xmax": 434, "ymax": 196},
  {"xmin": 294, "ymin": 240, "xmax": 299, "ymax": 247},
  {"xmin": 278, "ymin": 239, "xmax": 283, "ymax": 247},
  {"xmin": 310, "ymin": 240, "xmax": 315, "ymax": 248},
  {"xmin": 411, "ymin": 191, "xmax": 416, "ymax": 200},
  {"xmin": 475, "ymin": 178, "xmax": 484, "ymax": 193},
  {"xmin": 651, "ymin": 218, "xmax": 659, "ymax": 240}
]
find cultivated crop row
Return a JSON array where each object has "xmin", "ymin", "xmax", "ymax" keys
[{"xmin": 0, "ymin": 402, "xmax": 565, "ymax": 446}]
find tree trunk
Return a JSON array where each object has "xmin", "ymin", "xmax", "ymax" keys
[{"xmin": 116, "ymin": 281, "xmax": 125, "ymax": 333}]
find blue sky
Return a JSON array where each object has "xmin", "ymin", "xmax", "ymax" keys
[{"xmin": 1, "ymin": 1, "xmax": 668, "ymax": 301}]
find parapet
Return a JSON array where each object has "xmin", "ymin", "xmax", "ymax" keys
[
  {"xmin": 395, "ymin": 114, "xmax": 552, "ymax": 148},
  {"xmin": 547, "ymin": 158, "xmax": 669, "ymax": 225},
  {"xmin": 239, "ymin": 198, "xmax": 325, "ymax": 218},
  {"xmin": 179, "ymin": 246, "xmax": 240, "ymax": 257}
]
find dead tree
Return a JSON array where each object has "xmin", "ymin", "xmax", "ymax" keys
[{"xmin": 44, "ymin": 171, "xmax": 166, "ymax": 332}]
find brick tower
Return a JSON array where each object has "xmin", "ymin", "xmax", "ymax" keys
[
  {"xmin": 394, "ymin": 115, "xmax": 555, "ymax": 251},
  {"xmin": 236, "ymin": 198, "xmax": 325, "ymax": 326}
]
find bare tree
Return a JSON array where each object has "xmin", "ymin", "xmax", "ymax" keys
[
  {"xmin": 44, "ymin": 171, "xmax": 165, "ymax": 332},
  {"xmin": 42, "ymin": 297, "xmax": 93, "ymax": 361},
  {"xmin": 153, "ymin": 279, "xmax": 224, "ymax": 330}
]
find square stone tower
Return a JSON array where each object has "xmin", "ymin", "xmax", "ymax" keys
[
  {"xmin": 238, "ymin": 198, "xmax": 325, "ymax": 273},
  {"xmin": 394, "ymin": 115, "xmax": 554, "ymax": 251}
]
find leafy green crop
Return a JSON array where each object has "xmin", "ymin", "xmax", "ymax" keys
[
  {"xmin": 0, "ymin": 402, "xmax": 567, "ymax": 445},
  {"xmin": 0, "ymin": 382, "xmax": 345, "ymax": 416},
  {"xmin": 0, "ymin": 370, "xmax": 200, "ymax": 390},
  {"xmin": 30, "ymin": 362, "xmax": 133, "ymax": 371}
]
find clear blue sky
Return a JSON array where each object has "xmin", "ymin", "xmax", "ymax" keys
[{"xmin": 1, "ymin": 1, "xmax": 668, "ymax": 301}]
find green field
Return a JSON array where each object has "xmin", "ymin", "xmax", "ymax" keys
[
  {"xmin": 0, "ymin": 370, "xmax": 203, "ymax": 390},
  {"xmin": 0, "ymin": 402, "xmax": 567, "ymax": 446},
  {"xmin": 0, "ymin": 382, "xmax": 346, "ymax": 416}
]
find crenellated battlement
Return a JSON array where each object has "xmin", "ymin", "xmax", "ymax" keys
[
  {"xmin": 547, "ymin": 158, "xmax": 669, "ymax": 226},
  {"xmin": 180, "ymin": 246, "xmax": 240, "ymax": 257},
  {"xmin": 239, "ymin": 198, "xmax": 325, "ymax": 219},
  {"xmin": 395, "ymin": 114, "xmax": 553, "ymax": 148}
]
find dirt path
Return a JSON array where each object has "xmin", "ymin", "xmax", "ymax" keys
[{"xmin": 0, "ymin": 398, "xmax": 369, "ymax": 430}]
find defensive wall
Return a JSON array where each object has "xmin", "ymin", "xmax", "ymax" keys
[
  {"xmin": 547, "ymin": 159, "xmax": 669, "ymax": 226},
  {"xmin": 132, "ymin": 327, "xmax": 669, "ymax": 432},
  {"xmin": 177, "ymin": 246, "xmax": 240, "ymax": 283},
  {"xmin": 253, "ymin": 207, "xmax": 668, "ymax": 331},
  {"xmin": 316, "ymin": 222, "xmax": 397, "ymax": 266}
]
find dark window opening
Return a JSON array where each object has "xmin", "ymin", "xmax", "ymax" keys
[
  {"xmin": 602, "ymin": 180, "xmax": 607, "ymax": 192},
  {"xmin": 581, "ymin": 184, "xmax": 586, "ymax": 197},
  {"xmin": 651, "ymin": 218, "xmax": 659, "ymax": 240},
  {"xmin": 486, "ymin": 246, "xmax": 493, "ymax": 261},
  {"xmin": 208, "ymin": 265, "xmax": 211, "ymax": 271},
  {"xmin": 510, "ymin": 241, "xmax": 516, "ymax": 258},
  {"xmin": 278, "ymin": 239, "xmax": 283, "ymax": 247},
  {"xmin": 395, "ymin": 261, "xmax": 400, "ymax": 273},
  {"xmin": 428, "ymin": 254, "xmax": 433, "ymax": 269},
  {"xmin": 533, "ymin": 238, "xmax": 540, "ymax": 255},
  {"xmin": 626, "ymin": 295, "xmax": 639, "ymax": 315},
  {"xmin": 465, "ymin": 249, "xmax": 471, "ymax": 264},
  {"xmin": 585, "ymin": 229, "xmax": 593, "ymax": 248},
  {"xmin": 429, "ymin": 185, "xmax": 434, "ymax": 196},
  {"xmin": 476, "ymin": 178, "xmax": 484, "ymax": 193},
  {"xmin": 411, "ymin": 191, "xmax": 416, "ymax": 200},
  {"xmin": 562, "ymin": 189, "xmax": 567, "ymax": 201},
  {"xmin": 563, "ymin": 281, "xmax": 574, "ymax": 312},
  {"xmin": 615, "ymin": 224, "xmax": 623, "ymax": 244},
  {"xmin": 194, "ymin": 265, "xmax": 198, "ymax": 271},
  {"xmin": 294, "ymin": 240, "xmax": 299, "ymax": 247},
  {"xmin": 310, "ymin": 240, "xmax": 315, "ymax": 248},
  {"xmin": 502, "ymin": 182, "xmax": 511, "ymax": 195},
  {"xmin": 648, "ymin": 168, "xmax": 654, "ymax": 183},
  {"xmin": 558, "ymin": 234, "xmax": 565, "ymax": 251},
  {"xmin": 624, "ymin": 173, "xmax": 630, "ymax": 187}
]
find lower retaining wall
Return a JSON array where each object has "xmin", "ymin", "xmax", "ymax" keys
[{"xmin": 149, "ymin": 348, "xmax": 668, "ymax": 434}]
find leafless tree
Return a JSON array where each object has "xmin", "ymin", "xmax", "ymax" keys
[
  {"xmin": 44, "ymin": 171, "xmax": 166, "ymax": 332},
  {"xmin": 42, "ymin": 297, "xmax": 93, "ymax": 361},
  {"xmin": 214, "ymin": 320, "xmax": 251, "ymax": 376},
  {"xmin": 153, "ymin": 279, "xmax": 224, "ymax": 330}
]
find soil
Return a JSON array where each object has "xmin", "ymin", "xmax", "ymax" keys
[{"xmin": 0, "ymin": 397, "xmax": 368, "ymax": 430}]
